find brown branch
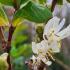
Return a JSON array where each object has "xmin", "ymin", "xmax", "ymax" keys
[
  {"xmin": 0, "ymin": 27, "xmax": 6, "ymax": 49},
  {"xmin": 0, "ymin": 27, "xmax": 5, "ymax": 41},
  {"xmin": 51, "ymin": 0, "xmax": 57, "ymax": 12},
  {"xmin": 7, "ymin": 26, "xmax": 15, "ymax": 46},
  {"xmin": 6, "ymin": 25, "xmax": 15, "ymax": 70},
  {"xmin": 7, "ymin": 55, "xmax": 12, "ymax": 70}
]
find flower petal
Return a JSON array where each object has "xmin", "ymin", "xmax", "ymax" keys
[
  {"xmin": 32, "ymin": 42, "xmax": 38, "ymax": 54},
  {"xmin": 43, "ymin": 17, "xmax": 60, "ymax": 39},
  {"xmin": 50, "ymin": 41, "xmax": 60, "ymax": 53},
  {"xmin": 40, "ymin": 40, "xmax": 49, "ymax": 53},
  {"xmin": 54, "ymin": 18, "xmax": 66, "ymax": 34},
  {"xmin": 56, "ymin": 24, "xmax": 70, "ymax": 39}
]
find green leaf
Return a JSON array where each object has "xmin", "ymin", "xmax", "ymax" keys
[
  {"xmin": 57, "ymin": 0, "xmax": 63, "ymax": 5},
  {"xmin": 0, "ymin": 0, "xmax": 13, "ymax": 6},
  {"xmin": 13, "ymin": 1, "xmax": 52, "ymax": 26},
  {"xmin": 0, "ymin": 4, "xmax": 9, "ymax": 26}
]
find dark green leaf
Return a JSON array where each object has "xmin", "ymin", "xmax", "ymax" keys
[
  {"xmin": 0, "ymin": 0, "xmax": 13, "ymax": 6},
  {"xmin": 13, "ymin": 1, "xmax": 52, "ymax": 24}
]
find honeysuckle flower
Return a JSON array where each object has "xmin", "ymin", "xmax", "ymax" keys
[
  {"xmin": 43, "ymin": 16, "xmax": 70, "ymax": 52},
  {"xmin": 43, "ymin": 17, "xmax": 65, "ymax": 38},
  {"xmin": 31, "ymin": 16, "xmax": 70, "ymax": 66},
  {"xmin": 43, "ymin": 17, "xmax": 66, "ymax": 52}
]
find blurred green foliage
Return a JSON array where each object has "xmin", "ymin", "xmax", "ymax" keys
[
  {"xmin": 11, "ymin": 24, "xmax": 32, "ymax": 58},
  {"xmin": 10, "ymin": 24, "xmax": 32, "ymax": 70}
]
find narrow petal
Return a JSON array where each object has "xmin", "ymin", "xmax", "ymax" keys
[
  {"xmin": 54, "ymin": 18, "xmax": 66, "ymax": 34},
  {"xmin": 32, "ymin": 42, "xmax": 38, "ymax": 54},
  {"xmin": 56, "ymin": 24, "xmax": 70, "ymax": 39},
  {"xmin": 50, "ymin": 41, "xmax": 60, "ymax": 53},
  {"xmin": 43, "ymin": 17, "xmax": 60, "ymax": 39}
]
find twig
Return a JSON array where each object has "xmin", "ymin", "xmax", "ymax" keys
[
  {"xmin": 0, "ymin": 27, "xmax": 6, "ymax": 49},
  {"xmin": 0, "ymin": 27, "xmax": 5, "ymax": 40},
  {"xmin": 51, "ymin": 0, "xmax": 57, "ymax": 12},
  {"xmin": 6, "ymin": 25, "xmax": 15, "ymax": 70}
]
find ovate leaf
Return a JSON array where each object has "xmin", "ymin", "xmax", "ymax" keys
[
  {"xmin": 13, "ymin": 1, "xmax": 52, "ymax": 26},
  {"xmin": 0, "ymin": 4, "xmax": 9, "ymax": 26}
]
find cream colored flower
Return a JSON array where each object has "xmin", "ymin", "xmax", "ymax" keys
[
  {"xmin": 43, "ymin": 17, "xmax": 66, "ymax": 52},
  {"xmin": 31, "ymin": 16, "xmax": 70, "ymax": 66}
]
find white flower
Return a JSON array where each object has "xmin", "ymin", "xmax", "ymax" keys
[
  {"xmin": 43, "ymin": 17, "xmax": 66, "ymax": 52},
  {"xmin": 56, "ymin": 24, "xmax": 70, "ymax": 39},
  {"xmin": 31, "ymin": 16, "xmax": 70, "ymax": 66},
  {"xmin": 43, "ymin": 16, "xmax": 60, "ymax": 39},
  {"xmin": 43, "ymin": 17, "xmax": 65, "ymax": 39}
]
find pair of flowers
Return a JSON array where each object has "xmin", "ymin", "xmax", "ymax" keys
[{"xmin": 31, "ymin": 16, "xmax": 70, "ymax": 66}]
